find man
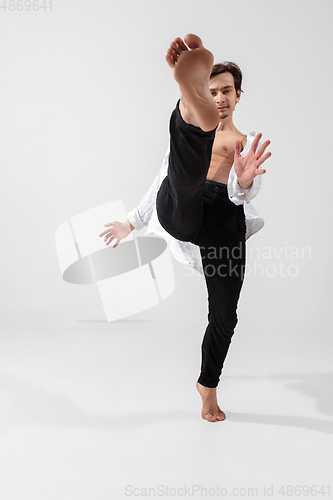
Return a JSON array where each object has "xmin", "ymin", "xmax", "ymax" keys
[{"xmin": 99, "ymin": 34, "xmax": 271, "ymax": 423}]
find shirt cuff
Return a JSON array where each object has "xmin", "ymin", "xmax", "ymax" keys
[
  {"xmin": 228, "ymin": 164, "xmax": 262, "ymax": 204},
  {"xmin": 126, "ymin": 208, "xmax": 145, "ymax": 231},
  {"xmin": 236, "ymin": 181, "xmax": 251, "ymax": 196}
]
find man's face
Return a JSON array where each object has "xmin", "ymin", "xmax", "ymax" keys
[{"xmin": 209, "ymin": 72, "xmax": 241, "ymax": 120}]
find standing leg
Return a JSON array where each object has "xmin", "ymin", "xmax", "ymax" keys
[
  {"xmin": 195, "ymin": 182, "xmax": 246, "ymax": 421},
  {"xmin": 198, "ymin": 268, "xmax": 244, "ymax": 387}
]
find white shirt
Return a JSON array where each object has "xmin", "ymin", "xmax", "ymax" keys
[{"xmin": 127, "ymin": 132, "xmax": 264, "ymax": 277}]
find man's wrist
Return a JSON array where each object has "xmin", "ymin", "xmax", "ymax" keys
[
  {"xmin": 237, "ymin": 179, "xmax": 253, "ymax": 190},
  {"xmin": 125, "ymin": 219, "xmax": 135, "ymax": 232}
]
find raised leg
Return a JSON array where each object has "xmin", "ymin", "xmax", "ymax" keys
[
  {"xmin": 156, "ymin": 102, "xmax": 217, "ymax": 242},
  {"xmin": 166, "ymin": 34, "xmax": 219, "ymax": 132}
]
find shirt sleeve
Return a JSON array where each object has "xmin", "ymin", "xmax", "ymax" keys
[
  {"xmin": 126, "ymin": 147, "xmax": 169, "ymax": 230},
  {"xmin": 227, "ymin": 164, "xmax": 263, "ymax": 205}
]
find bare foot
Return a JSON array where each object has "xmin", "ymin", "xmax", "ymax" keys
[
  {"xmin": 196, "ymin": 381, "xmax": 226, "ymax": 422},
  {"xmin": 165, "ymin": 34, "xmax": 219, "ymax": 132}
]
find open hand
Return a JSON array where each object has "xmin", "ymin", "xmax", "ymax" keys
[
  {"xmin": 98, "ymin": 220, "xmax": 133, "ymax": 248},
  {"xmin": 234, "ymin": 133, "xmax": 271, "ymax": 189}
]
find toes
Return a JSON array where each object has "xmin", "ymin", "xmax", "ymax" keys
[
  {"xmin": 217, "ymin": 407, "xmax": 226, "ymax": 419},
  {"xmin": 202, "ymin": 408, "xmax": 226, "ymax": 422},
  {"xmin": 170, "ymin": 40, "xmax": 182, "ymax": 56},
  {"xmin": 165, "ymin": 53, "xmax": 176, "ymax": 68},
  {"xmin": 216, "ymin": 413, "xmax": 226, "ymax": 421},
  {"xmin": 166, "ymin": 34, "xmax": 202, "ymax": 70},
  {"xmin": 183, "ymin": 33, "xmax": 203, "ymax": 50},
  {"xmin": 204, "ymin": 413, "xmax": 217, "ymax": 422},
  {"xmin": 168, "ymin": 47, "xmax": 180, "ymax": 60},
  {"xmin": 202, "ymin": 412, "xmax": 221, "ymax": 422},
  {"xmin": 174, "ymin": 37, "xmax": 188, "ymax": 51}
]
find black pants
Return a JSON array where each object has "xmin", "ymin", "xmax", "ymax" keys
[{"xmin": 156, "ymin": 101, "xmax": 246, "ymax": 388}]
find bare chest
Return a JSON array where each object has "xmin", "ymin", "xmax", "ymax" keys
[{"xmin": 207, "ymin": 131, "xmax": 246, "ymax": 184}]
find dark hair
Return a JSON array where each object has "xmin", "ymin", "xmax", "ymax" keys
[{"xmin": 210, "ymin": 62, "xmax": 243, "ymax": 95}]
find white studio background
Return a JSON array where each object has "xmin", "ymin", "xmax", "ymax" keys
[
  {"xmin": 1, "ymin": 0, "xmax": 333, "ymax": 498},
  {"xmin": 1, "ymin": 0, "xmax": 332, "ymax": 332}
]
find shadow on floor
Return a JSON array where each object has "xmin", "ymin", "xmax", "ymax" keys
[
  {"xmin": 226, "ymin": 411, "xmax": 333, "ymax": 433},
  {"xmin": 76, "ymin": 319, "xmax": 152, "ymax": 323},
  {"xmin": 226, "ymin": 372, "xmax": 333, "ymax": 433},
  {"xmin": 0, "ymin": 370, "xmax": 196, "ymax": 435},
  {"xmin": 0, "ymin": 371, "xmax": 332, "ymax": 433}
]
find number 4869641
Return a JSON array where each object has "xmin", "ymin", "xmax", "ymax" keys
[{"xmin": 0, "ymin": 0, "xmax": 52, "ymax": 11}]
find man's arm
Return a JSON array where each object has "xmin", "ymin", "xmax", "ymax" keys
[
  {"xmin": 228, "ymin": 167, "xmax": 261, "ymax": 204},
  {"xmin": 228, "ymin": 133, "xmax": 271, "ymax": 205},
  {"xmin": 234, "ymin": 133, "xmax": 271, "ymax": 189}
]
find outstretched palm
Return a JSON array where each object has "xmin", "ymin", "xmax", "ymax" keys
[
  {"xmin": 98, "ymin": 220, "xmax": 132, "ymax": 248},
  {"xmin": 234, "ymin": 133, "xmax": 271, "ymax": 189}
]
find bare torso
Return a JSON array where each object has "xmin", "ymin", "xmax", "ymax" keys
[{"xmin": 206, "ymin": 130, "xmax": 247, "ymax": 184}]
